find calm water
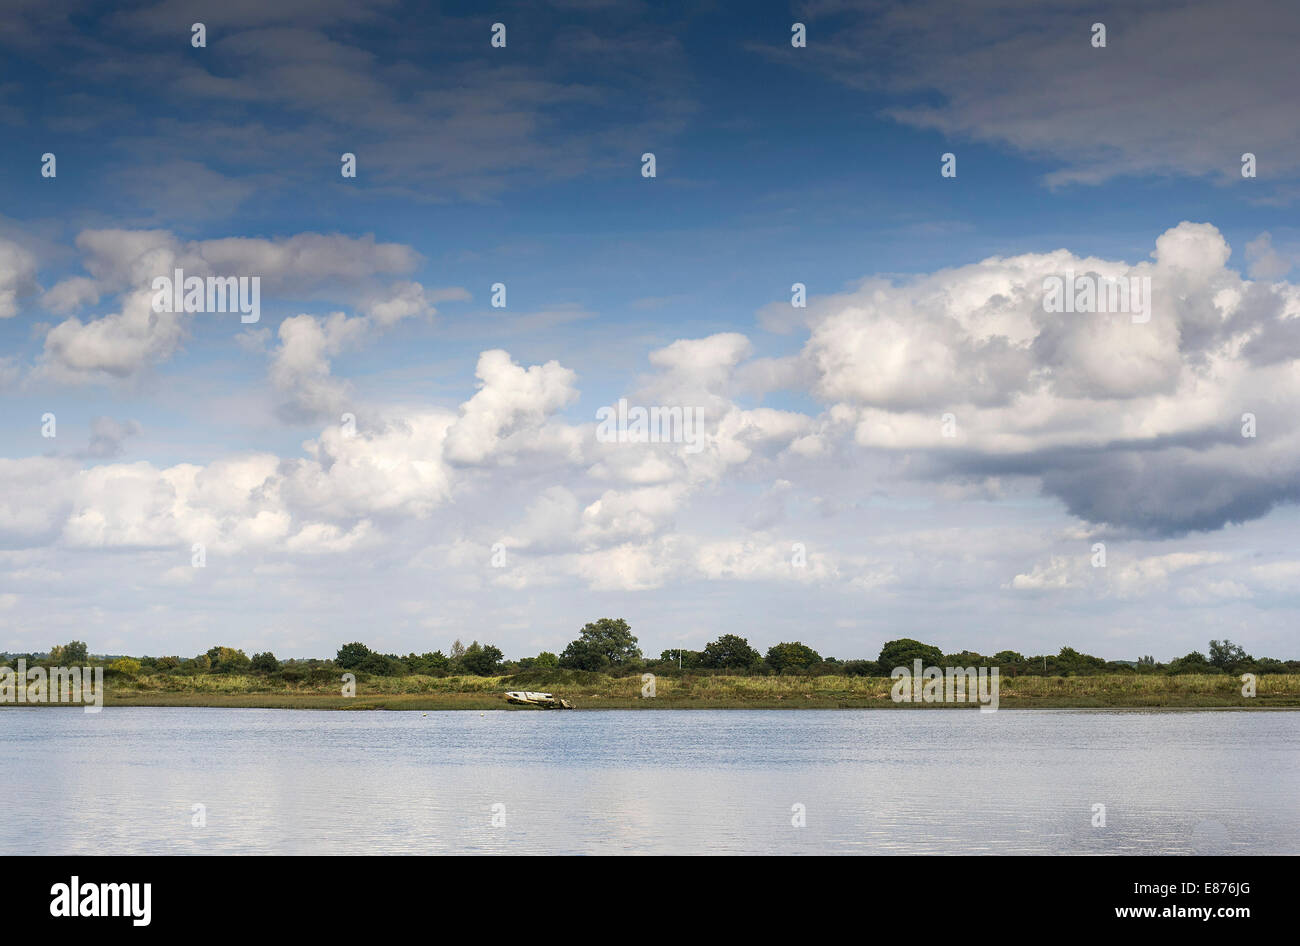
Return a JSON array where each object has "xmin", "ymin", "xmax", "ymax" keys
[{"xmin": 2, "ymin": 708, "xmax": 1296, "ymax": 855}]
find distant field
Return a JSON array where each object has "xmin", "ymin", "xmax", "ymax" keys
[{"xmin": 65, "ymin": 671, "xmax": 1300, "ymax": 710}]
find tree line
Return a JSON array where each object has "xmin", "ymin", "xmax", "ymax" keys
[{"xmin": 7, "ymin": 622, "xmax": 1294, "ymax": 680}]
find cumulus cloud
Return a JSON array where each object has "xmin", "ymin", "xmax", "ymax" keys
[
  {"xmin": 361, "ymin": 281, "xmax": 467, "ymax": 328},
  {"xmin": 40, "ymin": 276, "xmax": 100, "ymax": 315},
  {"xmin": 8, "ymin": 221, "xmax": 1300, "ymax": 655},
  {"xmin": 1245, "ymin": 232, "xmax": 1297, "ymax": 280},
  {"xmin": 282, "ymin": 412, "xmax": 458, "ymax": 521},
  {"xmin": 43, "ymin": 287, "xmax": 187, "ymax": 380},
  {"xmin": 20, "ymin": 223, "xmax": 1300, "ymax": 555},
  {"xmin": 36, "ymin": 228, "xmax": 447, "ymax": 381},
  {"xmin": 269, "ymin": 312, "xmax": 367, "ymax": 423},
  {"xmin": 443, "ymin": 350, "xmax": 580, "ymax": 465},
  {"xmin": 801, "ymin": 222, "xmax": 1300, "ymax": 535}
]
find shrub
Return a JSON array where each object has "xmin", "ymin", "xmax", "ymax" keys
[
  {"xmin": 205, "ymin": 646, "xmax": 252, "ymax": 673},
  {"xmin": 107, "ymin": 657, "xmax": 141, "ymax": 677},
  {"xmin": 358, "ymin": 652, "xmax": 405, "ymax": 676},
  {"xmin": 1167, "ymin": 651, "xmax": 1218, "ymax": 674}
]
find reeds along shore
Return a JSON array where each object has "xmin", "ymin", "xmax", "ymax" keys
[{"xmin": 36, "ymin": 671, "xmax": 1300, "ymax": 710}]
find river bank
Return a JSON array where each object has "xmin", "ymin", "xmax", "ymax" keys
[{"xmin": 16, "ymin": 671, "xmax": 1296, "ymax": 710}]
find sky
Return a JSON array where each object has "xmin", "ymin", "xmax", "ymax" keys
[{"xmin": 2, "ymin": 0, "xmax": 1300, "ymax": 662}]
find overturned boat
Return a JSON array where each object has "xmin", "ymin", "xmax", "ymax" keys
[{"xmin": 504, "ymin": 690, "xmax": 574, "ymax": 709}]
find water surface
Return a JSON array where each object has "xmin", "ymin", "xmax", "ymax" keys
[{"xmin": 2, "ymin": 707, "xmax": 1295, "ymax": 854}]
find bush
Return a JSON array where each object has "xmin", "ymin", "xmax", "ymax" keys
[
  {"xmin": 206, "ymin": 646, "xmax": 252, "ymax": 673},
  {"xmin": 107, "ymin": 657, "xmax": 141, "ymax": 677},
  {"xmin": 402, "ymin": 651, "xmax": 450, "ymax": 675},
  {"xmin": 1167, "ymin": 651, "xmax": 1218, "ymax": 674},
  {"xmin": 657, "ymin": 649, "xmax": 702, "ymax": 671},
  {"xmin": 1054, "ymin": 646, "xmax": 1108, "ymax": 676},
  {"xmin": 505, "ymin": 667, "xmax": 601, "ymax": 688},
  {"xmin": 943, "ymin": 650, "xmax": 992, "ymax": 667},
  {"xmin": 358, "ymin": 652, "xmax": 405, "ymax": 676}
]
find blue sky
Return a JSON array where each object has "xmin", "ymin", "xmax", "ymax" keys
[{"xmin": 3, "ymin": 0, "xmax": 1300, "ymax": 662}]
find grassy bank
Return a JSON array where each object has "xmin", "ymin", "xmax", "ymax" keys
[{"xmin": 55, "ymin": 671, "xmax": 1300, "ymax": 710}]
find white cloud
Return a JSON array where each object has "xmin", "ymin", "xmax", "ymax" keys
[
  {"xmin": 36, "ymin": 228, "xmax": 439, "ymax": 381},
  {"xmin": 443, "ymin": 350, "xmax": 580, "ymax": 465},
  {"xmin": 269, "ymin": 312, "xmax": 367, "ymax": 422},
  {"xmin": 801, "ymin": 222, "xmax": 1300, "ymax": 535}
]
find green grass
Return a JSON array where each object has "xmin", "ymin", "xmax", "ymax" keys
[{"xmin": 65, "ymin": 671, "xmax": 1300, "ymax": 710}]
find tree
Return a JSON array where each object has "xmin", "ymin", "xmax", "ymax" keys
[
  {"xmin": 358, "ymin": 651, "xmax": 404, "ymax": 676},
  {"xmin": 533, "ymin": 652, "xmax": 559, "ymax": 668},
  {"xmin": 560, "ymin": 618, "xmax": 641, "ymax": 670},
  {"xmin": 49, "ymin": 641, "xmax": 89, "ymax": 664},
  {"xmin": 1208, "ymin": 639, "xmax": 1250, "ymax": 672},
  {"xmin": 658, "ymin": 649, "xmax": 701, "ymax": 669},
  {"xmin": 1168, "ymin": 650, "xmax": 1215, "ymax": 674},
  {"xmin": 406, "ymin": 651, "xmax": 450, "ymax": 674},
  {"xmin": 461, "ymin": 641, "xmax": 505, "ymax": 676},
  {"xmin": 943, "ymin": 650, "xmax": 991, "ymax": 667},
  {"xmin": 765, "ymin": 641, "xmax": 823, "ymax": 674},
  {"xmin": 336, "ymin": 642, "xmax": 373, "ymax": 669},
  {"xmin": 699, "ymin": 634, "xmax": 762, "ymax": 670},
  {"xmin": 1055, "ymin": 646, "xmax": 1107, "ymax": 676},
  {"xmin": 876, "ymin": 639, "xmax": 944, "ymax": 674},
  {"xmin": 205, "ymin": 646, "xmax": 252, "ymax": 673},
  {"xmin": 251, "ymin": 652, "xmax": 280, "ymax": 673},
  {"xmin": 559, "ymin": 638, "xmax": 609, "ymax": 671}
]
